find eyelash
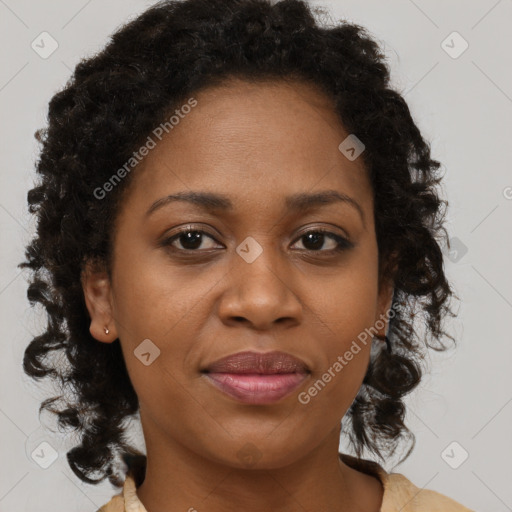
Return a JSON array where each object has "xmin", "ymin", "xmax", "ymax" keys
[{"xmin": 160, "ymin": 226, "xmax": 353, "ymax": 256}]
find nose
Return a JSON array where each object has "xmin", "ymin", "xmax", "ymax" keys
[{"xmin": 217, "ymin": 255, "xmax": 303, "ymax": 331}]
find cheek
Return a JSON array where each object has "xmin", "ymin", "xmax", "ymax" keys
[
  {"xmin": 110, "ymin": 256, "xmax": 221, "ymax": 395},
  {"xmin": 303, "ymin": 261, "xmax": 378, "ymax": 408},
  {"xmin": 313, "ymin": 262, "xmax": 379, "ymax": 349},
  {"xmin": 299, "ymin": 306, "xmax": 373, "ymax": 423},
  {"xmin": 111, "ymin": 248, "xmax": 209, "ymax": 341}
]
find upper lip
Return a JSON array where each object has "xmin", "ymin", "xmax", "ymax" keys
[{"xmin": 203, "ymin": 351, "xmax": 310, "ymax": 374}]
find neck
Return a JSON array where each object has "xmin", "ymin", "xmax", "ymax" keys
[{"xmin": 135, "ymin": 413, "xmax": 383, "ymax": 512}]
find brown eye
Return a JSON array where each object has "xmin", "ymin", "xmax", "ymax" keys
[
  {"xmin": 162, "ymin": 229, "xmax": 221, "ymax": 252},
  {"xmin": 291, "ymin": 229, "xmax": 353, "ymax": 253},
  {"xmin": 160, "ymin": 227, "xmax": 353, "ymax": 256}
]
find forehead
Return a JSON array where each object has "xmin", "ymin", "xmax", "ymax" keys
[{"xmin": 122, "ymin": 78, "xmax": 372, "ymax": 218}]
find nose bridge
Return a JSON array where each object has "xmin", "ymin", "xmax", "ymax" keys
[{"xmin": 218, "ymin": 235, "xmax": 302, "ymax": 328}]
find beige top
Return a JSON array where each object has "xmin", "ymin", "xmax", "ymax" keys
[{"xmin": 96, "ymin": 453, "xmax": 475, "ymax": 511}]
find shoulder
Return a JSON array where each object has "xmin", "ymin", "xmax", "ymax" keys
[
  {"xmin": 96, "ymin": 454, "xmax": 147, "ymax": 512},
  {"xmin": 382, "ymin": 472, "xmax": 475, "ymax": 512},
  {"xmin": 96, "ymin": 469, "xmax": 147, "ymax": 512},
  {"xmin": 339, "ymin": 452, "xmax": 475, "ymax": 512},
  {"xmin": 96, "ymin": 494, "xmax": 125, "ymax": 512}
]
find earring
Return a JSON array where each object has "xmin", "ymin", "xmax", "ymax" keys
[{"xmin": 104, "ymin": 327, "xmax": 110, "ymax": 334}]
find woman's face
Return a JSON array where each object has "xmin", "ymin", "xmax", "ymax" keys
[{"xmin": 83, "ymin": 78, "xmax": 394, "ymax": 469}]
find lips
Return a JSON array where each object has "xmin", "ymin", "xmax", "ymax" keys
[
  {"xmin": 203, "ymin": 350, "xmax": 310, "ymax": 374},
  {"xmin": 202, "ymin": 351, "xmax": 310, "ymax": 405}
]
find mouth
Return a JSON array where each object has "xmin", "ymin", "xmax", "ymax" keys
[
  {"xmin": 202, "ymin": 372, "xmax": 309, "ymax": 404},
  {"xmin": 201, "ymin": 351, "xmax": 310, "ymax": 405}
]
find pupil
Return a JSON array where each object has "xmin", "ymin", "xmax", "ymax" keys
[
  {"xmin": 304, "ymin": 232, "xmax": 323, "ymax": 250},
  {"xmin": 181, "ymin": 231, "xmax": 202, "ymax": 249},
  {"xmin": 177, "ymin": 232, "xmax": 327, "ymax": 251}
]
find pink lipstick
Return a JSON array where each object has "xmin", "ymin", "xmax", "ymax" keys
[{"xmin": 202, "ymin": 351, "xmax": 310, "ymax": 405}]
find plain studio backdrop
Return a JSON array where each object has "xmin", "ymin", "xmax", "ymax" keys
[{"xmin": 1, "ymin": 1, "xmax": 511, "ymax": 511}]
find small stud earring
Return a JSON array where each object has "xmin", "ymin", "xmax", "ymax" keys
[{"xmin": 104, "ymin": 327, "xmax": 110, "ymax": 334}]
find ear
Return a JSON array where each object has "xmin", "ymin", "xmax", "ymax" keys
[
  {"xmin": 375, "ymin": 276, "xmax": 394, "ymax": 337},
  {"xmin": 81, "ymin": 259, "xmax": 118, "ymax": 343},
  {"xmin": 375, "ymin": 253, "xmax": 399, "ymax": 337}
]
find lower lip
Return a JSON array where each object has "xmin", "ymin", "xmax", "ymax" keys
[{"xmin": 203, "ymin": 372, "xmax": 309, "ymax": 404}]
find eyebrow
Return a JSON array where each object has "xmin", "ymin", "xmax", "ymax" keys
[{"xmin": 145, "ymin": 190, "xmax": 365, "ymax": 224}]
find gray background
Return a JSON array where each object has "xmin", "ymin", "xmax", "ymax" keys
[{"xmin": 1, "ymin": 0, "xmax": 511, "ymax": 510}]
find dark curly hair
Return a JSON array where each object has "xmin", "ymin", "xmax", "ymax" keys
[{"xmin": 19, "ymin": 0, "xmax": 458, "ymax": 488}]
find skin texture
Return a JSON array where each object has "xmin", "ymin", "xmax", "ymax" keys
[{"xmin": 82, "ymin": 78, "xmax": 394, "ymax": 512}]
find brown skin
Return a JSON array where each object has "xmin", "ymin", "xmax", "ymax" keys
[{"xmin": 82, "ymin": 78, "xmax": 394, "ymax": 512}]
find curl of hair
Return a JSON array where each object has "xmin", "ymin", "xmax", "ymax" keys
[{"xmin": 19, "ymin": 0, "xmax": 458, "ymax": 486}]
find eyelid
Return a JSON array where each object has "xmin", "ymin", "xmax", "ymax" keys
[
  {"xmin": 163, "ymin": 222, "xmax": 349, "ymax": 240},
  {"xmin": 293, "ymin": 223, "xmax": 351, "ymax": 242},
  {"xmin": 290, "ymin": 228, "xmax": 353, "ymax": 252}
]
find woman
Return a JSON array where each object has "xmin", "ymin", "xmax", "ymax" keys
[{"xmin": 20, "ymin": 0, "xmax": 475, "ymax": 510}]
